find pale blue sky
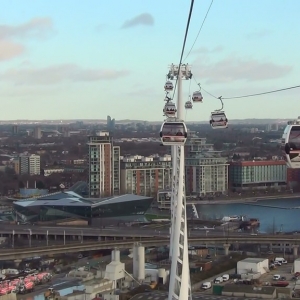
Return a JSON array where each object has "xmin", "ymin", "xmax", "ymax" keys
[{"xmin": 0, "ymin": 0, "xmax": 299, "ymax": 121}]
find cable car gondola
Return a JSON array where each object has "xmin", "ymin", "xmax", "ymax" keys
[
  {"xmin": 164, "ymin": 81, "xmax": 173, "ymax": 92},
  {"xmin": 192, "ymin": 91, "xmax": 203, "ymax": 103},
  {"xmin": 159, "ymin": 121, "xmax": 187, "ymax": 146},
  {"xmin": 185, "ymin": 100, "xmax": 193, "ymax": 109},
  {"xmin": 282, "ymin": 117, "xmax": 300, "ymax": 169},
  {"xmin": 210, "ymin": 111, "xmax": 228, "ymax": 129},
  {"xmin": 163, "ymin": 101, "xmax": 177, "ymax": 118}
]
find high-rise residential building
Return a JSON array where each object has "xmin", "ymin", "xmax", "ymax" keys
[
  {"xmin": 185, "ymin": 133, "xmax": 214, "ymax": 155},
  {"xmin": 19, "ymin": 154, "xmax": 41, "ymax": 175},
  {"xmin": 12, "ymin": 125, "xmax": 18, "ymax": 136},
  {"xmin": 229, "ymin": 160, "xmax": 287, "ymax": 191},
  {"xmin": 185, "ymin": 134, "xmax": 228, "ymax": 196},
  {"xmin": 29, "ymin": 154, "xmax": 41, "ymax": 175},
  {"xmin": 33, "ymin": 127, "xmax": 42, "ymax": 139},
  {"xmin": 120, "ymin": 155, "xmax": 172, "ymax": 197},
  {"xmin": 88, "ymin": 131, "xmax": 120, "ymax": 198},
  {"xmin": 186, "ymin": 152, "xmax": 229, "ymax": 196}
]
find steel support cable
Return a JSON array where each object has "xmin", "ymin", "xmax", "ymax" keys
[
  {"xmin": 192, "ymin": 75, "xmax": 300, "ymax": 100},
  {"xmin": 171, "ymin": 0, "xmax": 195, "ymax": 100},
  {"xmin": 184, "ymin": 0, "xmax": 214, "ymax": 62}
]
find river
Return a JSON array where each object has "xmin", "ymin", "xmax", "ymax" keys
[{"xmin": 196, "ymin": 197, "xmax": 300, "ymax": 232}]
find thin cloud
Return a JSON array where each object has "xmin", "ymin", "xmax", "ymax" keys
[
  {"xmin": 0, "ymin": 40, "xmax": 24, "ymax": 61},
  {"xmin": 121, "ymin": 13, "xmax": 154, "ymax": 29},
  {"xmin": 0, "ymin": 64, "xmax": 130, "ymax": 85},
  {"xmin": 193, "ymin": 46, "xmax": 223, "ymax": 54},
  {"xmin": 95, "ymin": 23, "xmax": 106, "ymax": 32},
  {"xmin": 193, "ymin": 56, "xmax": 292, "ymax": 83},
  {"xmin": 246, "ymin": 29, "xmax": 272, "ymax": 39},
  {"xmin": 0, "ymin": 17, "xmax": 54, "ymax": 39}
]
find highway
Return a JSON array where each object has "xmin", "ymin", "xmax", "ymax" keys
[
  {"xmin": 0, "ymin": 223, "xmax": 264, "ymax": 238},
  {"xmin": 0, "ymin": 235, "xmax": 300, "ymax": 260},
  {"xmin": 0, "ymin": 223, "xmax": 299, "ymax": 243}
]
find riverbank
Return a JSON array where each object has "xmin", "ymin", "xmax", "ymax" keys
[{"xmin": 186, "ymin": 193, "xmax": 300, "ymax": 205}]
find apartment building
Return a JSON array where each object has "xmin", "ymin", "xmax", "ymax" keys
[
  {"xmin": 185, "ymin": 134, "xmax": 214, "ymax": 155},
  {"xmin": 18, "ymin": 154, "xmax": 41, "ymax": 175},
  {"xmin": 186, "ymin": 152, "xmax": 229, "ymax": 196},
  {"xmin": 120, "ymin": 155, "xmax": 172, "ymax": 197},
  {"xmin": 88, "ymin": 131, "xmax": 120, "ymax": 198},
  {"xmin": 185, "ymin": 134, "xmax": 228, "ymax": 196},
  {"xmin": 229, "ymin": 160, "xmax": 287, "ymax": 191}
]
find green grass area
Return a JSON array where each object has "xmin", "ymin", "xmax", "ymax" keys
[{"xmin": 145, "ymin": 213, "xmax": 170, "ymax": 221}]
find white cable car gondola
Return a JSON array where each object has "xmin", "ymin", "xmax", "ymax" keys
[
  {"xmin": 282, "ymin": 117, "xmax": 300, "ymax": 169},
  {"xmin": 164, "ymin": 81, "xmax": 173, "ymax": 91},
  {"xmin": 192, "ymin": 91, "xmax": 203, "ymax": 103},
  {"xmin": 159, "ymin": 121, "xmax": 187, "ymax": 146},
  {"xmin": 210, "ymin": 111, "xmax": 228, "ymax": 129},
  {"xmin": 163, "ymin": 101, "xmax": 177, "ymax": 118},
  {"xmin": 185, "ymin": 100, "xmax": 193, "ymax": 109}
]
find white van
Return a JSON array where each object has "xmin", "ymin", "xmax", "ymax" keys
[
  {"xmin": 222, "ymin": 274, "xmax": 230, "ymax": 281},
  {"xmin": 214, "ymin": 277, "xmax": 223, "ymax": 284},
  {"xmin": 201, "ymin": 282, "xmax": 212, "ymax": 290},
  {"xmin": 275, "ymin": 257, "xmax": 287, "ymax": 264}
]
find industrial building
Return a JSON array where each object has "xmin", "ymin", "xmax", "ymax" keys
[
  {"xmin": 294, "ymin": 258, "xmax": 300, "ymax": 273},
  {"xmin": 237, "ymin": 258, "xmax": 269, "ymax": 277},
  {"xmin": 13, "ymin": 190, "xmax": 153, "ymax": 225}
]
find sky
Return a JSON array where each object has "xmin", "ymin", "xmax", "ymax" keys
[{"xmin": 0, "ymin": 0, "xmax": 300, "ymax": 122}]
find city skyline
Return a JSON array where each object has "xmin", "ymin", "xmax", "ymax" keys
[{"xmin": 0, "ymin": 0, "xmax": 299, "ymax": 121}]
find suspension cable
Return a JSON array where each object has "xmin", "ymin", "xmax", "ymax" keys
[
  {"xmin": 171, "ymin": 0, "xmax": 195, "ymax": 100},
  {"xmin": 184, "ymin": 0, "xmax": 214, "ymax": 61},
  {"xmin": 222, "ymin": 85, "xmax": 300, "ymax": 100},
  {"xmin": 193, "ymin": 75, "xmax": 300, "ymax": 100}
]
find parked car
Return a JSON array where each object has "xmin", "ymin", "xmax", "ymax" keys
[
  {"xmin": 214, "ymin": 277, "xmax": 223, "ymax": 284},
  {"xmin": 201, "ymin": 282, "xmax": 212, "ymax": 290},
  {"xmin": 273, "ymin": 274, "xmax": 281, "ymax": 280}
]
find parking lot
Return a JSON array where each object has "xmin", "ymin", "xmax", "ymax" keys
[
  {"xmin": 259, "ymin": 262, "xmax": 295, "ymax": 288},
  {"xmin": 197, "ymin": 261, "xmax": 296, "ymax": 295}
]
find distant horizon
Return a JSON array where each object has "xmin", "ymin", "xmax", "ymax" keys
[{"xmin": 1, "ymin": 117, "xmax": 294, "ymax": 125}]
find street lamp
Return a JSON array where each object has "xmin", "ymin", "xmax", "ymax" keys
[
  {"xmin": 63, "ymin": 230, "xmax": 66, "ymax": 246},
  {"xmin": 28, "ymin": 229, "xmax": 32, "ymax": 247},
  {"xmin": 12, "ymin": 230, "xmax": 15, "ymax": 248},
  {"xmin": 46, "ymin": 230, "xmax": 49, "ymax": 246}
]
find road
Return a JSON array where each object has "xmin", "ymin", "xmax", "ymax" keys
[{"xmin": 0, "ymin": 223, "xmax": 257, "ymax": 238}]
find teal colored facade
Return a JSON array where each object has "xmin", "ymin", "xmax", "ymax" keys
[{"xmin": 229, "ymin": 161, "xmax": 287, "ymax": 190}]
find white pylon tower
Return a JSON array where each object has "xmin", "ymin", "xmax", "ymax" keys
[{"xmin": 166, "ymin": 64, "xmax": 192, "ymax": 300}]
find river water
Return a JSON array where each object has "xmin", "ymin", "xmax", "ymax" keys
[{"xmin": 196, "ymin": 197, "xmax": 300, "ymax": 233}]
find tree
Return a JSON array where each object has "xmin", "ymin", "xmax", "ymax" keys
[
  {"xmin": 18, "ymin": 180, "xmax": 25, "ymax": 189},
  {"xmin": 5, "ymin": 167, "xmax": 15, "ymax": 177},
  {"xmin": 36, "ymin": 180, "xmax": 45, "ymax": 189}
]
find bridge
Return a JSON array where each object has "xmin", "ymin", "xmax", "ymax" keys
[{"xmin": 1, "ymin": 235, "xmax": 300, "ymax": 260}]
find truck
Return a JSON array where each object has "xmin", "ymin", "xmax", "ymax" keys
[{"xmin": 274, "ymin": 257, "xmax": 287, "ymax": 264}]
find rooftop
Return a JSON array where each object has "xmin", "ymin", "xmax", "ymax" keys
[
  {"xmin": 223, "ymin": 284, "xmax": 276, "ymax": 295},
  {"xmin": 239, "ymin": 258, "xmax": 267, "ymax": 263},
  {"xmin": 14, "ymin": 191, "xmax": 152, "ymax": 208},
  {"xmin": 130, "ymin": 292, "xmax": 260, "ymax": 300}
]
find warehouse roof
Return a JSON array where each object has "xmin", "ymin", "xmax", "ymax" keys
[{"xmin": 239, "ymin": 258, "xmax": 267, "ymax": 263}]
